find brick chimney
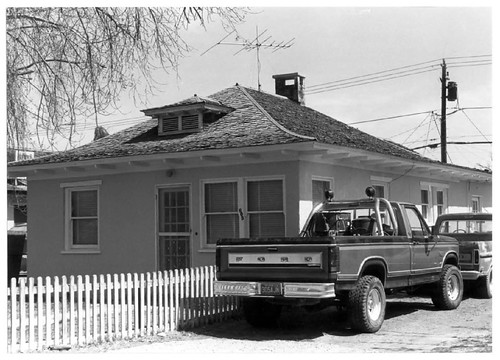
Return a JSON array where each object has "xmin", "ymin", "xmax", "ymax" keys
[{"xmin": 272, "ymin": 73, "xmax": 305, "ymax": 105}]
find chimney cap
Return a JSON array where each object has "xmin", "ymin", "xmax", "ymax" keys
[{"xmin": 272, "ymin": 72, "xmax": 305, "ymax": 80}]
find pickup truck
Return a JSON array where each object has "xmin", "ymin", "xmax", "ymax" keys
[
  {"xmin": 434, "ymin": 212, "xmax": 492, "ymax": 298},
  {"xmin": 214, "ymin": 187, "xmax": 463, "ymax": 333}
]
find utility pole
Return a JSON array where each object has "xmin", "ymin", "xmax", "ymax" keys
[{"xmin": 440, "ymin": 59, "xmax": 448, "ymax": 163}]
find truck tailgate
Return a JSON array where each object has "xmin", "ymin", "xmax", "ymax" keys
[{"xmin": 216, "ymin": 237, "xmax": 335, "ymax": 282}]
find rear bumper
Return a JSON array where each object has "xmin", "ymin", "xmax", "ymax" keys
[
  {"xmin": 213, "ymin": 280, "xmax": 336, "ymax": 299},
  {"xmin": 461, "ymin": 270, "xmax": 489, "ymax": 281}
]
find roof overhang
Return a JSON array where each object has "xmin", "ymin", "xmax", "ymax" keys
[{"xmin": 7, "ymin": 141, "xmax": 492, "ymax": 183}]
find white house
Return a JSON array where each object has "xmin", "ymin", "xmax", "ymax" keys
[{"xmin": 8, "ymin": 73, "xmax": 492, "ymax": 278}]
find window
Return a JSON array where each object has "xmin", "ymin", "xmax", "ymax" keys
[
  {"xmin": 436, "ymin": 190, "xmax": 444, "ymax": 216},
  {"xmin": 420, "ymin": 189, "xmax": 429, "ymax": 220},
  {"xmin": 312, "ymin": 178, "xmax": 333, "ymax": 207},
  {"xmin": 405, "ymin": 206, "xmax": 429, "ymax": 237},
  {"xmin": 202, "ymin": 177, "xmax": 285, "ymax": 247},
  {"xmin": 247, "ymin": 179, "xmax": 285, "ymax": 237},
  {"xmin": 204, "ymin": 181, "xmax": 239, "ymax": 245},
  {"xmin": 471, "ymin": 196, "xmax": 481, "ymax": 213},
  {"xmin": 373, "ymin": 185, "xmax": 385, "ymax": 198},
  {"xmin": 62, "ymin": 180, "xmax": 101, "ymax": 252}
]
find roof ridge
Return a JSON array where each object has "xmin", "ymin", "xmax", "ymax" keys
[{"xmin": 237, "ymin": 85, "xmax": 315, "ymax": 141}]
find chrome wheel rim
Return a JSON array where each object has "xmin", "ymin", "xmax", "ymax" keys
[
  {"xmin": 447, "ymin": 274, "xmax": 460, "ymax": 301},
  {"xmin": 367, "ymin": 288, "xmax": 382, "ymax": 321}
]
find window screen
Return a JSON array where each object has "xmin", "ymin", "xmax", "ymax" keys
[
  {"xmin": 204, "ymin": 182, "xmax": 238, "ymax": 244},
  {"xmin": 247, "ymin": 180, "xmax": 285, "ymax": 237},
  {"xmin": 70, "ymin": 189, "xmax": 98, "ymax": 245}
]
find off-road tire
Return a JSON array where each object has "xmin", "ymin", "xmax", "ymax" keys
[
  {"xmin": 476, "ymin": 270, "xmax": 492, "ymax": 299},
  {"xmin": 242, "ymin": 298, "xmax": 282, "ymax": 328},
  {"xmin": 431, "ymin": 264, "xmax": 463, "ymax": 309},
  {"xmin": 348, "ymin": 275, "xmax": 386, "ymax": 333}
]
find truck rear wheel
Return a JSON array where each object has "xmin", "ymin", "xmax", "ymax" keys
[
  {"xmin": 431, "ymin": 264, "xmax": 463, "ymax": 309},
  {"xmin": 476, "ymin": 270, "xmax": 492, "ymax": 299},
  {"xmin": 242, "ymin": 298, "xmax": 282, "ymax": 328},
  {"xmin": 348, "ymin": 275, "xmax": 386, "ymax": 333}
]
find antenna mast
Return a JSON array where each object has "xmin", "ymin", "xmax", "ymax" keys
[{"xmin": 201, "ymin": 26, "xmax": 294, "ymax": 91}]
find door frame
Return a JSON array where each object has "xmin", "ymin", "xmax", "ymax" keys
[{"xmin": 155, "ymin": 183, "xmax": 192, "ymax": 271}]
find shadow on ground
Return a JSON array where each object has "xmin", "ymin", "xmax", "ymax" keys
[{"xmin": 188, "ymin": 296, "xmax": 437, "ymax": 341}]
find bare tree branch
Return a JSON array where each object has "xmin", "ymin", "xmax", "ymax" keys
[{"xmin": 6, "ymin": 7, "xmax": 248, "ymax": 150}]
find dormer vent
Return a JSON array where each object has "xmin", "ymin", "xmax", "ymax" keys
[{"xmin": 141, "ymin": 95, "xmax": 234, "ymax": 136}]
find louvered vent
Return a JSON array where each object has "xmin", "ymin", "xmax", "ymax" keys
[
  {"xmin": 159, "ymin": 114, "xmax": 201, "ymax": 135},
  {"xmin": 161, "ymin": 116, "xmax": 178, "ymax": 133},
  {"xmin": 181, "ymin": 114, "xmax": 199, "ymax": 131}
]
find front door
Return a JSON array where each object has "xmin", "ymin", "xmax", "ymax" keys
[{"xmin": 158, "ymin": 186, "xmax": 191, "ymax": 271}]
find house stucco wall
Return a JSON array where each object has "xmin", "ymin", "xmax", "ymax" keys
[
  {"xmin": 27, "ymin": 160, "xmax": 301, "ymax": 277},
  {"xmin": 26, "ymin": 158, "xmax": 492, "ymax": 278}
]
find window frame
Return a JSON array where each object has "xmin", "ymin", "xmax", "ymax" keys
[
  {"xmin": 61, "ymin": 180, "xmax": 101, "ymax": 254},
  {"xmin": 370, "ymin": 176, "xmax": 391, "ymax": 199},
  {"xmin": 312, "ymin": 176, "xmax": 334, "ymax": 207},
  {"xmin": 200, "ymin": 175, "xmax": 286, "ymax": 250},
  {"xmin": 244, "ymin": 176, "xmax": 286, "ymax": 239}
]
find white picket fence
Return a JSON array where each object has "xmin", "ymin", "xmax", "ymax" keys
[{"xmin": 7, "ymin": 266, "xmax": 240, "ymax": 353}]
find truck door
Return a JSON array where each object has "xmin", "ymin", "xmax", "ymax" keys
[{"xmin": 404, "ymin": 205, "xmax": 441, "ymax": 282}]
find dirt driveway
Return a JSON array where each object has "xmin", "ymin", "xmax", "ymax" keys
[{"xmin": 69, "ymin": 293, "xmax": 491, "ymax": 353}]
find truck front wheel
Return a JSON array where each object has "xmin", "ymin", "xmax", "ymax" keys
[
  {"xmin": 432, "ymin": 264, "xmax": 463, "ymax": 309},
  {"xmin": 348, "ymin": 275, "xmax": 386, "ymax": 333},
  {"xmin": 242, "ymin": 298, "xmax": 282, "ymax": 328}
]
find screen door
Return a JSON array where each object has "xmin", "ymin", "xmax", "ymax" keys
[{"xmin": 158, "ymin": 186, "xmax": 190, "ymax": 270}]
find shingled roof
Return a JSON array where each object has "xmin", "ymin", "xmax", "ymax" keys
[{"xmin": 9, "ymin": 85, "xmax": 447, "ymax": 167}]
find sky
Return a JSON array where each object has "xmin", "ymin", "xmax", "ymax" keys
[{"xmin": 8, "ymin": 3, "xmax": 495, "ymax": 170}]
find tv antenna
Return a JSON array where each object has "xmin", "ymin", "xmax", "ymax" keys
[{"xmin": 201, "ymin": 26, "xmax": 295, "ymax": 91}]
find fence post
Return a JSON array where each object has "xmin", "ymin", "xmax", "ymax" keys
[
  {"xmin": 113, "ymin": 274, "xmax": 119, "ymax": 340},
  {"xmin": 36, "ymin": 277, "xmax": 44, "ymax": 350},
  {"xmin": 45, "ymin": 276, "xmax": 53, "ymax": 348},
  {"xmin": 84, "ymin": 275, "xmax": 91, "ymax": 345},
  {"xmin": 139, "ymin": 273, "xmax": 145, "ymax": 336},
  {"xmin": 126, "ymin": 273, "xmax": 133, "ymax": 339},
  {"xmin": 146, "ymin": 272, "xmax": 152, "ymax": 335},
  {"xmin": 158, "ymin": 271, "xmax": 163, "ymax": 332},
  {"xmin": 134, "ymin": 273, "xmax": 140, "ymax": 337},
  {"xmin": 99, "ymin": 275, "xmax": 105, "ymax": 342},
  {"xmin": 9, "ymin": 278, "xmax": 17, "ymax": 352},
  {"xmin": 152, "ymin": 272, "xmax": 158, "ymax": 334},
  {"xmin": 77, "ymin": 276, "xmax": 83, "ymax": 347},
  {"xmin": 106, "ymin": 274, "xmax": 113, "ymax": 341},
  {"xmin": 169, "ymin": 270, "xmax": 174, "ymax": 331},
  {"xmin": 19, "ymin": 277, "xmax": 27, "ymax": 352},
  {"xmin": 120, "ymin": 273, "xmax": 126, "ymax": 340},
  {"xmin": 53, "ymin": 276, "xmax": 60, "ymax": 347},
  {"xmin": 92, "ymin": 275, "xmax": 98, "ymax": 344},
  {"xmin": 61, "ymin": 276, "xmax": 68, "ymax": 347}
]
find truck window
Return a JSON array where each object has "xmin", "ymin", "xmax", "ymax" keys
[{"xmin": 405, "ymin": 206, "xmax": 429, "ymax": 237}]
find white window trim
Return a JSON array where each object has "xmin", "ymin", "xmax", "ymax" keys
[
  {"xmin": 62, "ymin": 182, "xmax": 101, "ymax": 254},
  {"xmin": 420, "ymin": 181, "xmax": 449, "ymax": 224},
  {"xmin": 244, "ymin": 175, "xmax": 287, "ymax": 239},
  {"xmin": 471, "ymin": 195, "xmax": 482, "ymax": 213},
  {"xmin": 199, "ymin": 175, "xmax": 286, "ymax": 251},
  {"xmin": 370, "ymin": 176, "xmax": 392, "ymax": 199},
  {"xmin": 200, "ymin": 178, "xmax": 240, "ymax": 251},
  {"xmin": 312, "ymin": 176, "xmax": 334, "ymax": 206}
]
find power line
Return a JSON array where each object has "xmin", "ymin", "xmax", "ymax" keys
[
  {"xmin": 306, "ymin": 58, "xmax": 442, "ymax": 90},
  {"xmin": 306, "ymin": 55, "xmax": 491, "ymax": 95},
  {"xmin": 348, "ymin": 106, "xmax": 491, "ymax": 125},
  {"xmin": 305, "ymin": 67, "xmax": 438, "ymax": 95}
]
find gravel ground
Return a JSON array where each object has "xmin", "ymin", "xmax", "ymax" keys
[{"xmin": 51, "ymin": 293, "xmax": 492, "ymax": 354}]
